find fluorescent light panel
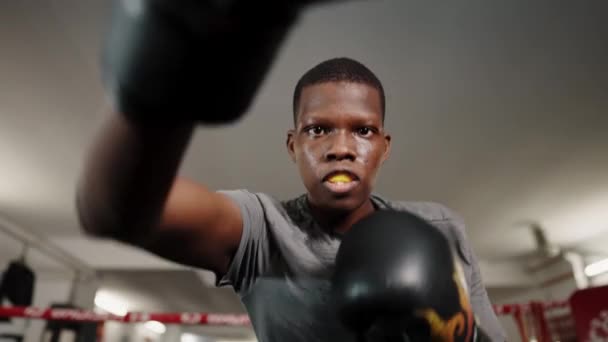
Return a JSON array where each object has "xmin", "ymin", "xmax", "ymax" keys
[
  {"xmin": 144, "ymin": 320, "xmax": 166, "ymax": 334},
  {"xmin": 585, "ymin": 258, "xmax": 608, "ymax": 277},
  {"xmin": 94, "ymin": 291, "xmax": 127, "ymax": 316}
]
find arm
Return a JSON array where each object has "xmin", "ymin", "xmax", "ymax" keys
[
  {"xmin": 77, "ymin": 1, "xmax": 304, "ymax": 276},
  {"xmin": 76, "ymin": 113, "xmax": 243, "ymax": 276}
]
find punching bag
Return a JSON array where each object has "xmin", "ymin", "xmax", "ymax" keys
[{"xmin": 1, "ymin": 260, "xmax": 35, "ymax": 306}]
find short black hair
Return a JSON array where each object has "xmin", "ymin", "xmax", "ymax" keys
[{"xmin": 292, "ymin": 57, "xmax": 385, "ymax": 124}]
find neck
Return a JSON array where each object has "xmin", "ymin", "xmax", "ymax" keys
[{"xmin": 307, "ymin": 197, "xmax": 376, "ymax": 235}]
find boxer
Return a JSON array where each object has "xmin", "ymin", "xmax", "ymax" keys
[{"xmin": 76, "ymin": 1, "xmax": 506, "ymax": 341}]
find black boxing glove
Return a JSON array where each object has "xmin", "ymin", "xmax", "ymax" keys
[
  {"xmin": 332, "ymin": 210, "xmax": 491, "ymax": 342},
  {"xmin": 102, "ymin": 0, "xmax": 319, "ymax": 124}
]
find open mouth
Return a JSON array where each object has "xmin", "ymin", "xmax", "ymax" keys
[{"xmin": 322, "ymin": 170, "xmax": 360, "ymax": 194}]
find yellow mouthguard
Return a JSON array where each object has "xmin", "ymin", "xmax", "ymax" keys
[{"xmin": 329, "ymin": 174, "xmax": 353, "ymax": 183}]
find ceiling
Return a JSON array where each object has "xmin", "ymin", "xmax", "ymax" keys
[{"xmin": 1, "ymin": 0, "xmax": 607, "ymax": 334}]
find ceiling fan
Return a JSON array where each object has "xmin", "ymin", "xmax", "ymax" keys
[
  {"xmin": 515, "ymin": 221, "xmax": 564, "ymax": 272},
  {"xmin": 513, "ymin": 221, "xmax": 608, "ymax": 283}
]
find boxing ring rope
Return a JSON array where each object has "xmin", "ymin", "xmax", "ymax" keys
[
  {"xmin": 492, "ymin": 300, "xmax": 569, "ymax": 315},
  {"xmin": 0, "ymin": 302, "xmax": 569, "ymax": 322},
  {"xmin": 493, "ymin": 300, "xmax": 574, "ymax": 342},
  {"xmin": 11, "ymin": 292, "xmax": 608, "ymax": 342},
  {"xmin": 1, "ymin": 295, "xmax": 602, "ymax": 342},
  {"xmin": 0, "ymin": 301, "xmax": 568, "ymax": 325},
  {"xmin": 0, "ymin": 306, "xmax": 251, "ymax": 326}
]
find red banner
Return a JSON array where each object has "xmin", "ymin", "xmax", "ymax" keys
[{"xmin": 570, "ymin": 285, "xmax": 608, "ymax": 342}]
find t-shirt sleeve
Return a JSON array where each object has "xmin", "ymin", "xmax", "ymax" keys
[
  {"xmin": 215, "ymin": 189, "xmax": 271, "ymax": 294},
  {"xmin": 443, "ymin": 208, "xmax": 507, "ymax": 342}
]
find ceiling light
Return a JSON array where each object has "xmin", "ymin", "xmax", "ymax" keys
[
  {"xmin": 144, "ymin": 321, "xmax": 166, "ymax": 334},
  {"xmin": 584, "ymin": 258, "xmax": 608, "ymax": 277},
  {"xmin": 180, "ymin": 333, "xmax": 200, "ymax": 342},
  {"xmin": 94, "ymin": 291, "xmax": 127, "ymax": 316}
]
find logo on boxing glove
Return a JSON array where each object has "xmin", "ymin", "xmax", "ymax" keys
[{"xmin": 415, "ymin": 261, "xmax": 475, "ymax": 342}]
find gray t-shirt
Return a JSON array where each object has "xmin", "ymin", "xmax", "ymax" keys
[{"xmin": 217, "ymin": 190, "xmax": 506, "ymax": 341}]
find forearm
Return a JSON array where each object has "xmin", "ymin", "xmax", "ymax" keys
[{"xmin": 76, "ymin": 112, "xmax": 194, "ymax": 241}]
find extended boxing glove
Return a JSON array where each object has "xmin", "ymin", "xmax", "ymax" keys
[
  {"xmin": 332, "ymin": 210, "xmax": 492, "ymax": 341},
  {"xmin": 102, "ymin": 0, "xmax": 325, "ymax": 124}
]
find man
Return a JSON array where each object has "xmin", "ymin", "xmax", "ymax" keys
[{"xmin": 77, "ymin": 2, "xmax": 505, "ymax": 341}]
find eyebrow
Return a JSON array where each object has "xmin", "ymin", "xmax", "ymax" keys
[{"xmin": 302, "ymin": 112, "xmax": 381, "ymax": 123}]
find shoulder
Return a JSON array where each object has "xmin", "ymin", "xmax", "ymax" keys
[
  {"xmin": 217, "ymin": 189, "xmax": 308, "ymax": 227},
  {"xmin": 373, "ymin": 194, "xmax": 465, "ymax": 227},
  {"xmin": 373, "ymin": 194, "xmax": 472, "ymax": 261},
  {"xmin": 218, "ymin": 189, "xmax": 285, "ymax": 212}
]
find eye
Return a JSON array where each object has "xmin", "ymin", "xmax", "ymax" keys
[
  {"xmin": 307, "ymin": 126, "xmax": 328, "ymax": 137},
  {"xmin": 357, "ymin": 127, "xmax": 374, "ymax": 137}
]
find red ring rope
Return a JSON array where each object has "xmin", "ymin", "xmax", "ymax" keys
[
  {"xmin": 0, "ymin": 301, "xmax": 568, "ymax": 325},
  {"xmin": 0, "ymin": 306, "xmax": 250, "ymax": 325}
]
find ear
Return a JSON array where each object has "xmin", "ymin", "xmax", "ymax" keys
[
  {"xmin": 286, "ymin": 129, "xmax": 296, "ymax": 163},
  {"xmin": 381, "ymin": 132, "xmax": 391, "ymax": 164}
]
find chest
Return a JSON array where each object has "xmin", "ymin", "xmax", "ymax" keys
[
  {"xmin": 243, "ymin": 222, "xmax": 473, "ymax": 342},
  {"xmin": 242, "ymin": 272, "xmax": 354, "ymax": 342}
]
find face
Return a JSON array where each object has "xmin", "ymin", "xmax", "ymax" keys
[{"xmin": 287, "ymin": 82, "xmax": 391, "ymax": 213}]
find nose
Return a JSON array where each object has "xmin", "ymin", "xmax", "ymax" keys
[{"xmin": 324, "ymin": 131, "xmax": 356, "ymax": 162}]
